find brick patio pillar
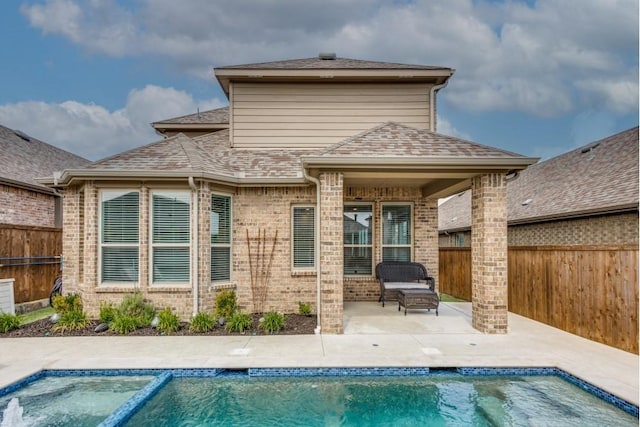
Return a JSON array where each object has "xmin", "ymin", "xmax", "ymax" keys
[
  {"xmin": 471, "ymin": 173, "xmax": 508, "ymax": 333},
  {"xmin": 319, "ymin": 172, "xmax": 344, "ymax": 334}
]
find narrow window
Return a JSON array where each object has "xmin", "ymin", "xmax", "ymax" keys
[
  {"xmin": 211, "ymin": 194, "xmax": 231, "ymax": 281},
  {"xmin": 100, "ymin": 190, "xmax": 139, "ymax": 284},
  {"xmin": 151, "ymin": 191, "xmax": 190, "ymax": 284},
  {"xmin": 381, "ymin": 204, "xmax": 412, "ymax": 262},
  {"xmin": 292, "ymin": 206, "xmax": 315, "ymax": 269},
  {"xmin": 343, "ymin": 204, "xmax": 373, "ymax": 275}
]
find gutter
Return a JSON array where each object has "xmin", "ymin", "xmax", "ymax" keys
[
  {"xmin": 303, "ymin": 169, "xmax": 322, "ymax": 335},
  {"xmin": 429, "ymin": 77, "xmax": 451, "ymax": 132},
  {"xmin": 188, "ymin": 176, "xmax": 199, "ymax": 317}
]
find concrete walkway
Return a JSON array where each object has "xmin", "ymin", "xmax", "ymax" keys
[{"xmin": 0, "ymin": 302, "xmax": 637, "ymax": 406}]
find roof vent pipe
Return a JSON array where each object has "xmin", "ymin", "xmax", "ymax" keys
[{"xmin": 319, "ymin": 52, "xmax": 336, "ymax": 60}]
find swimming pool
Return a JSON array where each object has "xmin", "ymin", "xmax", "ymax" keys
[{"xmin": 1, "ymin": 367, "xmax": 637, "ymax": 426}]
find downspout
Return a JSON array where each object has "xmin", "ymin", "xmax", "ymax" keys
[
  {"xmin": 303, "ymin": 169, "xmax": 322, "ymax": 334},
  {"xmin": 189, "ymin": 176, "xmax": 199, "ymax": 317},
  {"xmin": 429, "ymin": 80, "xmax": 449, "ymax": 132}
]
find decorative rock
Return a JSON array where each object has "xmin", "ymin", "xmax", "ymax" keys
[
  {"xmin": 94, "ymin": 323, "xmax": 109, "ymax": 333},
  {"xmin": 218, "ymin": 317, "xmax": 225, "ymax": 326},
  {"xmin": 49, "ymin": 313, "xmax": 60, "ymax": 324},
  {"xmin": 150, "ymin": 316, "xmax": 159, "ymax": 328}
]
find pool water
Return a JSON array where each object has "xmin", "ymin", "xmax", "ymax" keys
[
  {"xmin": 125, "ymin": 375, "xmax": 638, "ymax": 426},
  {"xmin": 0, "ymin": 375, "xmax": 153, "ymax": 427}
]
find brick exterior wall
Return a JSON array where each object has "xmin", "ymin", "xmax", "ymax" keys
[
  {"xmin": 439, "ymin": 212, "xmax": 638, "ymax": 247},
  {"xmin": 61, "ymin": 178, "xmax": 441, "ymax": 332},
  {"xmin": 320, "ymin": 172, "xmax": 344, "ymax": 333},
  {"xmin": 0, "ymin": 184, "xmax": 57, "ymax": 227},
  {"xmin": 471, "ymin": 174, "xmax": 508, "ymax": 334}
]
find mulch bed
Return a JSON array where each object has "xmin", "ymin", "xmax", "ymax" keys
[{"xmin": 1, "ymin": 314, "xmax": 316, "ymax": 338}]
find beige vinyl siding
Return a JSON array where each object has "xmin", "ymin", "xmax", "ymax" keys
[{"xmin": 231, "ymin": 83, "xmax": 432, "ymax": 148}]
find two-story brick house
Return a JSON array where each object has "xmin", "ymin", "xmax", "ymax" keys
[{"xmin": 44, "ymin": 55, "xmax": 537, "ymax": 334}]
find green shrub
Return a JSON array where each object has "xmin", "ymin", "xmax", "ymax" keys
[
  {"xmin": 53, "ymin": 309, "xmax": 88, "ymax": 333},
  {"xmin": 215, "ymin": 290, "xmax": 237, "ymax": 320},
  {"xmin": 157, "ymin": 307, "xmax": 180, "ymax": 334},
  {"xmin": 0, "ymin": 313, "xmax": 21, "ymax": 333},
  {"xmin": 226, "ymin": 312, "xmax": 252, "ymax": 333},
  {"xmin": 190, "ymin": 311, "xmax": 215, "ymax": 333},
  {"xmin": 99, "ymin": 302, "xmax": 117, "ymax": 324},
  {"xmin": 52, "ymin": 293, "xmax": 83, "ymax": 315},
  {"xmin": 110, "ymin": 314, "xmax": 139, "ymax": 334},
  {"xmin": 119, "ymin": 292, "xmax": 156, "ymax": 327},
  {"xmin": 298, "ymin": 302, "xmax": 312, "ymax": 317},
  {"xmin": 260, "ymin": 310, "xmax": 285, "ymax": 334}
]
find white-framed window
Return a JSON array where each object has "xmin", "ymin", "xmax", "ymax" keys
[
  {"xmin": 99, "ymin": 190, "xmax": 139, "ymax": 285},
  {"xmin": 292, "ymin": 205, "xmax": 315, "ymax": 269},
  {"xmin": 343, "ymin": 203, "xmax": 373, "ymax": 275},
  {"xmin": 381, "ymin": 203, "xmax": 412, "ymax": 262},
  {"xmin": 211, "ymin": 194, "xmax": 231, "ymax": 282},
  {"xmin": 151, "ymin": 190, "xmax": 190, "ymax": 285}
]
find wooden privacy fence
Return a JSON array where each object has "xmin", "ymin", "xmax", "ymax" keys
[
  {"xmin": 0, "ymin": 224, "xmax": 62, "ymax": 304},
  {"xmin": 439, "ymin": 245, "xmax": 639, "ymax": 354}
]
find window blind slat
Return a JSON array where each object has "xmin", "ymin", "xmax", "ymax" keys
[
  {"xmin": 152, "ymin": 191, "xmax": 190, "ymax": 284},
  {"xmin": 101, "ymin": 190, "xmax": 139, "ymax": 283}
]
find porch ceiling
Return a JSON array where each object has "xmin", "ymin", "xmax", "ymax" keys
[{"xmin": 342, "ymin": 171, "xmax": 476, "ymax": 199}]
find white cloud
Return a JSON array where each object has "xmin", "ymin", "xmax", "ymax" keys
[
  {"xmin": 0, "ymin": 85, "xmax": 224, "ymax": 160},
  {"xmin": 436, "ymin": 115, "xmax": 472, "ymax": 141},
  {"xmin": 20, "ymin": 0, "xmax": 639, "ymax": 117}
]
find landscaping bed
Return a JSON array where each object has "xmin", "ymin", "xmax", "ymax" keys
[{"xmin": 1, "ymin": 313, "xmax": 316, "ymax": 337}]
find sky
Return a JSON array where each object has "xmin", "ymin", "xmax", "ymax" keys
[{"xmin": 0, "ymin": 0, "xmax": 637, "ymax": 161}]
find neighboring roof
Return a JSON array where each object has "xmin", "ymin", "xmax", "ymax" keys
[
  {"xmin": 0, "ymin": 124, "xmax": 89, "ymax": 193},
  {"xmin": 439, "ymin": 127, "xmax": 640, "ymax": 231},
  {"xmin": 151, "ymin": 107, "xmax": 229, "ymax": 134},
  {"xmin": 214, "ymin": 55, "xmax": 454, "ymax": 95}
]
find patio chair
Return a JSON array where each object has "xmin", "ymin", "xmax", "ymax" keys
[{"xmin": 375, "ymin": 261, "xmax": 435, "ymax": 307}]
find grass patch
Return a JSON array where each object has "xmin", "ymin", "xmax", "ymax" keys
[
  {"xmin": 439, "ymin": 294, "xmax": 467, "ymax": 302},
  {"xmin": 18, "ymin": 307, "xmax": 54, "ymax": 324}
]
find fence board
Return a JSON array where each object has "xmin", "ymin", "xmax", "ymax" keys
[
  {"xmin": 439, "ymin": 245, "xmax": 638, "ymax": 354},
  {"xmin": 0, "ymin": 224, "xmax": 62, "ymax": 304}
]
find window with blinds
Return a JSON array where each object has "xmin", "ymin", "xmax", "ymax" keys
[
  {"xmin": 292, "ymin": 206, "xmax": 315, "ymax": 269},
  {"xmin": 100, "ymin": 190, "xmax": 139, "ymax": 284},
  {"xmin": 211, "ymin": 194, "xmax": 231, "ymax": 281},
  {"xmin": 343, "ymin": 204, "xmax": 373, "ymax": 275},
  {"xmin": 151, "ymin": 191, "xmax": 190, "ymax": 284},
  {"xmin": 381, "ymin": 204, "xmax": 412, "ymax": 262}
]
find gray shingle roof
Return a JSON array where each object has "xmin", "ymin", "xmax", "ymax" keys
[
  {"xmin": 0, "ymin": 124, "xmax": 89, "ymax": 191},
  {"xmin": 86, "ymin": 130, "xmax": 306, "ymax": 181},
  {"xmin": 217, "ymin": 57, "xmax": 450, "ymax": 71},
  {"xmin": 315, "ymin": 122, "xmax": 527, "ymax": 159},
  {"xmin": 153, "ymin": 106, "xmax": 229, "ymax": 125},
  {"xmin": 439, "ymin": 127, "xmax": 640, "ymax": 230}
]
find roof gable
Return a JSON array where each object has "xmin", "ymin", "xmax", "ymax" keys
[{"xmin": 217, "ymin": 56, "xmax": 451, "ymax": 71}]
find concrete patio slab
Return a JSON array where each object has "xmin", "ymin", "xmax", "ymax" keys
[{"xmin": 0, "ymin": 302, "xmax": 637, "ymax": 408}]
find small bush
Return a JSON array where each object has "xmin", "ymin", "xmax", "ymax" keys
[
  {"xmin": 298, "ymin": 302, "xmax": 312, "ymax": 317},
  {"xmin": 226, "ymin": 312, "xmax": 252, "ymax": 333},
  {"xmin": 119, "ymin": 292, "xmax": 156, "ymax": 327},
  {"xmin": 110, "ymin": 314, "xmax": 139, "ymax": 334},
  {"xmin": 99, "ymin": 302, "xmax": 117, "ymax": 324},
  {"xmin": 157, "ymin": 307, "xmax": 180, "ymax": 334},
  {"xmin": 52, "ymin": 293, "xmax": 83, "ymax": 315},
  {"xmin": 0, "ymin": 313, "xmax": 21, "ymax": 333},
  {"xmin": 215, "ymin": 290, "xmax": 237, "ymax": 320},
  {"xmin": 53, "ymin": 309, "xmax": 88, "ymax": 333},
  {"xmin": 190, "ymin": 311, "xmax": 215, "ymax": 333},
  {"xmin": 260, "ymin": 310, "xmax": 285, "ymax": 334}
]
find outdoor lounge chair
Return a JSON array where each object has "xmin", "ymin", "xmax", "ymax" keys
[{"xmin": 375, "ymin": 261, "xmax": 436, "ymax": 307}]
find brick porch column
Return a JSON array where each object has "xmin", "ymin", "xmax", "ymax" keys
[
  {"xmin": 319, "ymin": 172, "xmax": 344, "ymax": 334},
  {"xmin": 471, "ymin": 173, "xmax": 508, "ymax": 333}
]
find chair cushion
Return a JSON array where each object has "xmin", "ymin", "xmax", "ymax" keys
[{"xmin": 383, "ymin": 282, "xmax": 428, "ymax": 290}]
